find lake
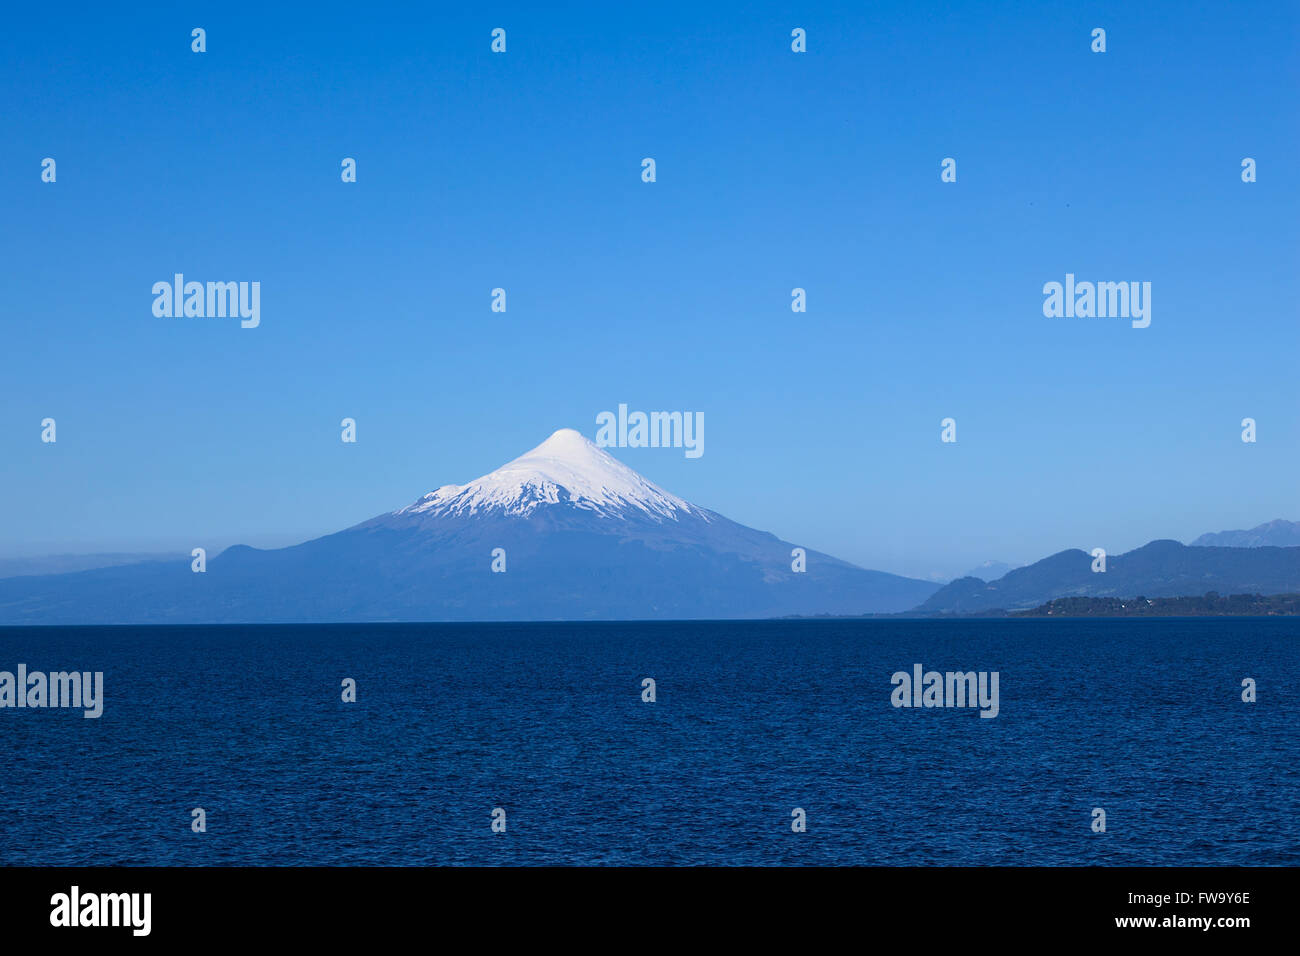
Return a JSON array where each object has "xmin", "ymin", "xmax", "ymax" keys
[{"xmin": 0, "ymin": 618, "xmax": 1295, "ymax": 865}]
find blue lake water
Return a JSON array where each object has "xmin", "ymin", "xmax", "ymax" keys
[{"xmin": 0, "ymin": 619, "xmax": 1295, "ymax": 865}]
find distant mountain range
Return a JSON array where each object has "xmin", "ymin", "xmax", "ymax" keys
[
  {"xmin": 2, "ymin": 433, "xmax": 1297, "ymax": 623},
  {"xmin": 1190, "ymin": 519, "xmax": 1300, "ymax": 549},
  {"xmin": 0, "ymin": 552, "xmax": 184, "ymax": 579},
  {"xmin": 915, "ymin": 539, "xmax": 1300, "ymax": 615},
  {"xmin": 961, "ymin": 560, "xmax": 1019, "ymax": 581},
  {"xmin": 0, "ymin": 429, "xmax": 938, "ymax": 624}
]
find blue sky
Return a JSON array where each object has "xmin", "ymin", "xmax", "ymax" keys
[{"xmin": 2, "ymin": 1, "xmax": 1296, "ymax": 580}]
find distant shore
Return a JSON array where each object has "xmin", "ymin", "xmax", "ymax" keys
[
  {"xmin": 1012, "ymin": 593, "xmax": 1300, "ymax": 617},
  {"xmin": 789, "ymin": 592, "xmax": 1300, "ymax": 619}
]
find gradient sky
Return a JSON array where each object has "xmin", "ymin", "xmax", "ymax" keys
[{"xmin": 2, "ymin": 1, "xmax": 1297, "ymax": 581}]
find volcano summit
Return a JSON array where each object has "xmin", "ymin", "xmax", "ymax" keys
[{"xmin": 0, "ymin": 429, "xmax": 939, "ymax": 624}]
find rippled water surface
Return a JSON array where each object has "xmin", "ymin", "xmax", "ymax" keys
[{"xmin": 1, "ymin": 619, "xmax": 1295, "ymax": 865}]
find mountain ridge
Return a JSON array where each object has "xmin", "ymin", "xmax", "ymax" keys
[
  {"xmin": 915, "ymin": 539, "xmax": 1300, "ymax": 615},
  {"xmin": 1190, "ymin": 519, "xmax": 1300, "ymax": 549},
  {"xmin": 0, "ymin": 429, "xmax": 938, "ymax": 623},
  {"xmin": 6, "ymin": 433, "xmax": 1297, "ymax": 623}
]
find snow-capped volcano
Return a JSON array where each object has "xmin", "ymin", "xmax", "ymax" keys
[
  {"xmin": 0, "ymin": 429, "xmax": 943, "ymax": 623},
  {"xmin": 394, "ymin": 428, "xmax": 703, "ymax": 522}
]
